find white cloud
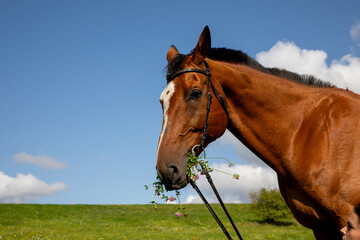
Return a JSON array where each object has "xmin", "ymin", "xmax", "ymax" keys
[
  {"xmin": 350, "ymin": 23, "xmax": 360, "ymax": 41},
  {"xmin": 186, "ymin": 163, "xmax": 277, "ymax": 203},
  {"xmin": 256, "ymin": 41, "xmax": 360, "ymax": 93},
  {"xmin": 257, "ymin": 41, "xmax": 329, "ymax": 78},
  {"xmin": 0, "ymin": 171, "xmax": 67, "ymax": 203},
  {"xmin": 13, "ymin": 152, "xmax": 67, "ymax": 170}
]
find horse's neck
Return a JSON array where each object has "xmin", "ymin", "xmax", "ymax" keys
[{"xmin": 213, "ymin": 61, "xmax": 323, "ymax": 177}]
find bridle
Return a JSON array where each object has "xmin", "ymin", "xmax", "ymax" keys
[
  {"xmin": 168, "ymin": 60, "xmax": 228, "ymax": 148},
  {"xmin": 168, "ymin": 60, "xmax": 243, "ymax": 240}
]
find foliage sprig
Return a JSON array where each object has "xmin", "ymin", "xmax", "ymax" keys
[{"xmin": 146, "ymin": 151, "xmax": 240, "ymax": 218}]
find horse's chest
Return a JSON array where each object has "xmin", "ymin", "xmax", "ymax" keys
[{"xmin": 278, "ymin": 178, "xmax": 320, "ymax": 229}]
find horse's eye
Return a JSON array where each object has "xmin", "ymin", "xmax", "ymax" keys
[{"xmin": 189, "ymin": 89, "xmax": 202, "ymax": 100}]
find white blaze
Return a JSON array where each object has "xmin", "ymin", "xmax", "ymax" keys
[{"xmin": 157, "ymin": 81, "xmax": 176, "ymax": 156}]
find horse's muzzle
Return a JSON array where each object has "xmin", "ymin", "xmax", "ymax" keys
[{"xmin": 157, "ymin": 164, "xmax": 188, "ymax": 191}]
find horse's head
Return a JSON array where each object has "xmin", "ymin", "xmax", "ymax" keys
[{"xmin": 156, "ymin": 26, "xmax": 228, "ymax": 190}]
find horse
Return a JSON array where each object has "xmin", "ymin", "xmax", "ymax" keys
[{"xmin": 156, "ymin": 26, "xmax": 360, "ymax": 240}]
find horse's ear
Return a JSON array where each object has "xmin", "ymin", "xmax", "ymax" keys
[
  {"xmin": 193, "ymin": 26, "xmax": 211, "ymax": 64},
  {"xmin": 167, "ymin": 45, "xmax": 179, "ymax": 63}
]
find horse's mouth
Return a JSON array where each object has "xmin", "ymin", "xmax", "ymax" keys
[
  {"xmin": 163, "ymin": 177, "xmax": 188, "ymax": 191},
  {"xmin": 165, "ymin": 184, "xmax": 187, "ymax": 191}
]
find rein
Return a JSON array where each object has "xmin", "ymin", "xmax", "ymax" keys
[{"xmin": 168, "ymin": 61, "xmax": 243, "ymax": 240}]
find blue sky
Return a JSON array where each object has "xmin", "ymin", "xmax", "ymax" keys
[{"xmin": 1, "ymin": 0, "xmax": 360, "ymax": 204}]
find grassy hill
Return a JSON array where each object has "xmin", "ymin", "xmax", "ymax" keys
[{"xmin": 0, "ymin": 204, "xmax": 315, "ymax": 239}]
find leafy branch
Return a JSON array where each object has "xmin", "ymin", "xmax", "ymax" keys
[{"xmin": 146, "ymin": 152, "xmax": 240, "ymax": 218}]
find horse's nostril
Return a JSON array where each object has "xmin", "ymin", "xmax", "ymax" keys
[
  {"xmin": 158, "ymin": 164, "xmax": 184, "ymax": 190},
  {"xmin": 169, "ymin": 165, "xmax": 179, "ymax": 179},
  {"xmin": 168, "ymin": 165, "xmax": 182, "ymax": 186}
]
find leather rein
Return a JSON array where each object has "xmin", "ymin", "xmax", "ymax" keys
[{"xmin": 168, "ymin": 60, "xmax": 243, "ymax": 240}]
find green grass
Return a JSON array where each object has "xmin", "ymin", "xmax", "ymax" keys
[{"xmin": 0, "ymin": 204, "xmax": 315, "ymax": 240}]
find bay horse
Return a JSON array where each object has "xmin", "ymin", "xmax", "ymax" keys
[{"xmin": 156, "ymin": 26, "xmax": 360, "ymax": 240}]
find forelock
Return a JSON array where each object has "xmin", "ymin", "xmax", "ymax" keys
[{"xmin": 166, "ymin": 53, "xmax": 189, "ymax": 83}]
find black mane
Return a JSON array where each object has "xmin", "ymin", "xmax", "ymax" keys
[{"xmin": 166, "ymin": 47, "xmax": 335, "ymax": 88}]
